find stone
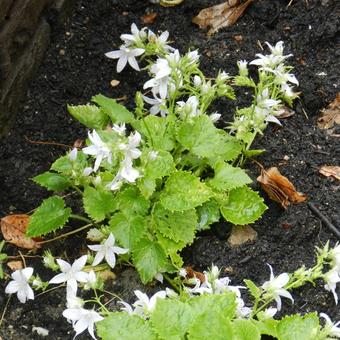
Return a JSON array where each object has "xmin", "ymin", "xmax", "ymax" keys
[{"xmin": 227, "ymin": 225, "xmax": 258, "ymax": 247}]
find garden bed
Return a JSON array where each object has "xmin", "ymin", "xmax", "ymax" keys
[{"xmin": 0, "ymin": 0, "xmax": 339, "ymax": 338}]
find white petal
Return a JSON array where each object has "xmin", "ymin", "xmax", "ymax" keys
[
  {"xmin": 117, "ymin": 55, "xmax": 128, "ymax": 73},
  {"xmin": 82, "ymin": 145, "xmax": 99, "ymax": 156},
  {"xmin": 25, "ymin": 285, "xmax": 35, "ymax": 301},
  {"xmin": 113, "ymin": 246, "xmax": 129, "ymax": 255},
  {"xmin": 92, "ymin": 251, "xmax": 105, "ymax": 266},
  {"xmin": 17, "ymin": 289, "xmax": 28, "ymax": 303},
  {"xmin": 130, "ymin": 48, "xmax": 145, "ymax": 57},
  {"xmin": 49, "ymin": 273, "xmax": 67, "ymax": 284},
  {"xmin": 72, "ymin": 255, "xmax": 88, "ymax": 272},
  {"xmin": 105, "ymin": 50, "xmax": 122, "ymax": 59},
  {"xmin": 56, "ymin": 258, "xmax": 71, "ymax": 272},
  {"xmin": 67, "ymin": 279, "xmax": 78, "ymax": 294},
  {"xmin": 105, "ymin": 251, "xmax": 116, "ymax": 269},
  {"xmin": 128, "ymin": 56, "xmax": 140, "ymax": 71},
  {"xmin": 88, "ymin": 244, "xmax": 103, "ymax": 252},
  {"xmin": 275, "ymin": 273, "xmax": 290, "ymax": 287},
  {"xmin": 5, "ymin": 281, "xmax": 20, "ymax": 294},
  {"xmin": 63, "ymin": 308, "xmax": 83, "ymax": 321}
]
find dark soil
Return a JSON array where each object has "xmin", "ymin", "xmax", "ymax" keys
[{"xmin": 0, "ymin": 0, "xmax": 339, "ymax": 339}]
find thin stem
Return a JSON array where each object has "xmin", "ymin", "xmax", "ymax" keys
[
  {"xmin": 0, "ymin": 295, "xmax": 11, "ymax": 329},
  {"xmin": 37, "ymin": 223, "xmax": 92, "ymax": 245},
  {"xmin": 70, "ymin": 214, "xmax": 92, "ymax": 224},
  {"xmin": 35, "ymin": 284, "xmax": 65, "ymax": 298},
  {"xmin": 163, "ymin": 273, "xmax": 181, "ymax": 293}
]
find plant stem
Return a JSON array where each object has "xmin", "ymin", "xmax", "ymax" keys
[
  {"xmin": 70, "ymin": 214, "xmax": 92, "ymax": 224},
  {"xmin": 163, "ymin": 273, "xmax": 181, "ymax": 293}
]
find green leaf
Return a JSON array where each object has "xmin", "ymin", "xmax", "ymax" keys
[
  {"xmin": 151, "ymin": 299, "xmax": 193, "ymax": 340},
  {"xmin": 156, "ymin": 233, "xmax": 185, "ymax": 267},
  {"xmin": 116, "ymin": 187, "xmax": 150, "ymax": 216},
  {"xmin": 232, "ymin": 319, "xmax": 261, "ymax": 340},
  {"xmin": 244, "ymin": 279, "xmax": 261, "ymax": 300},
  {"xmin": 138, "ymin": 115, "xmax": 175, "ymax": 151},
  {"xmin": 188, "ymin": 293, "xmax": 237, "ymax": 321},
  {"xmin": 132, "ymin": 238, "xmax": 169, "ymax": 284},
  {"xmin": 253, "ymin": 319, "xmax": 278, "ymax": 338},
  {"xmin": 83, "ymin": 186, "xmax": 117, "ymax": 222},
  {"xmin": 141, "ymin": 149, "xmax": 175, "ymax": 179},
  {"xmin": 97, "ymin": 313, "xmax": 157, "ymax": 340},
  {"xmin": 209, "ymin": 162, "xmax": 252, "ymax": 191},
  {"xmin": 160, "ymin": 171, "xmax": 212, "ymax": 211},
  {"xmin": 242, "ymin": 149, "xmax": 265, "ymax": 158},
  {"xmin": 67, "ymin": 104, "xmax": 108, "ymax": 129},
  {"xmin": 27, "ymin": 196, "xmax": 71, "ymax": 237},
  {"xmin": 51, "ymin": 155, "xmax": 73, "ymax": 174},
  {"xmin": 33, "ymin": 172, "xmax": 70, "ymax": 191},
  {"xmin": 196, "ymin": 200, "xmax": 221, "ymax": 230},
  {"xmin": 177, "ymin": 115, "xmax": 242, "ymax": 161},
  {"xmin": 92, "ymin": 94, "xmax": 134, "ymax": 123},
  {"xmin": 109, "ymin": 213, "xmax": 147, "ymax": 250},
  {"xmin": 137, "ymin": 178, "xmax": 156, "ymax": 199},
  {"xmin": 188, "ymin": 311, "xmax": 233, "ymax": 340},
  {"xmin": 277, "ymin": 313, "xmax": 319, "ymax": 340},
  {"xmin": 153, "ymin": 203, "xmax": 197, "ymax": 244},
  {"xmin": 220, "ymin": 186, "xmax": 267, "ymax": 225},
  {"xmin": 234, "ymin": 75, "xmax": 256, "ymax": 87}
]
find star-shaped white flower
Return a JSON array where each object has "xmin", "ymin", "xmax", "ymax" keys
[
  {"xmin": 63, "ymin": 307, "xmax": 104, "ymax": 340},
  {"xmin": 5, "ymin": 267, "xmax": 34, "ymax": 303},
  {"xmin": 49, "ymin": 255, "xmax": 88, "ymax": 293},
  {"xmin": 82, "ymin": 130, "xmax": 112, "ymax": 172},
  {"xmin": 177, "ymin": 96, "xmax": 201, "ymax": 118},
  {"xmin": 88, "ymin": 233, "xmax": 128, "ymax": 269},
  {"xmin": 254, "ymin": 88, "xmax": 282, "ymax": 125},
  {"xmin": 120, "ymin": 23, "xmax": 147, "ymax": 46},
  {"xmin": 320, "ymin": 313, "xmax": 340, "ymax": 338},
  {"xmin": 133, "ymin": 290, "xmax": 167, "ymax": 317},
  {"xmin": 142, "ymin": 94, "xmax": 168, "ymax": 117},
  {"xmin": 119, "ymin": 131, "xmax": 142, "ymax": 160},
  {"xmin": 105, "ymin": 46, "xmax": 145, "ymax": 73},
  {"xmin": 324, "ymin": 268, "xmax": 340, "ymax": 304},
  {"xmin": 261, "ymin": 264, "xmax": 293, "ymax": 311}
]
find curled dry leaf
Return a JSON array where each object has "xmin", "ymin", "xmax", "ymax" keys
[
  {"xmin": 185, "ymin": 267, "xmax": 206, "ymax": 283},
  {"xmin": 110, "ymin": 79, "xmax": 120, "ymax": 87},
  {"xmin": 257, "ymin": 166, "xmax": 307, "ymax": 209},
  {"xmin": 141, "ymin": 12, "xmax": 157, "ymax": 24},
  {"xmin": 160, "ymin": 0, "xmax": 184, "ymax": 7},
  {"xmin": 319, "ymin": 165, "xmax": 340, "ymax": 181},
  {"xmin": 7, "ymin": 260, "xmax": 23, "ymax": 271},
  {"xmin": 277, "ymin": 106, "xmax": 296, "ymax": 119},
  {"xmin": 73, "ymin": 138, "xmax": 84, "ymax": 149},
  {"xmin": 192, "ymin": 0, "xmax": 253, "ymax": 36},
  {"xmin": 317, "ymin": 93, "xmax": 340, "ymax": 129},
  {"xmin": 0, "ymin": 214, "xmax": 42, "ymax": 250}
]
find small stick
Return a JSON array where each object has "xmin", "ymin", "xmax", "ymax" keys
[
  {"xmin": 0, "ymin": 296, "xmax": 11, "ymax": 329},
  {"xmin": 24, "ymin": 136, "xmax": 71, "ymax": 148},
  {"xmin": 307, "ymin": 202, "xmax": 340, "ymax": 239}
]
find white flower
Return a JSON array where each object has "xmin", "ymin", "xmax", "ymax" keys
[
  {"xmin": 177, "ymin": 96, "xmax": 200, "ymax": 117},
  {"xmin": 165, "ymin": 288, "xmax": 178, "ymax": 298},
  {"xmin": 119, "ymin": 300, "xmax": 134, "ymax": 315},
  {"xmin": 133, "ymin": 290, "xmax": 167, "ymax": 317},
  {"xmin": 186, "ymin": 50, "xmax": 200, "ymax": 64},
  {"xmin": 83, "ymin": 167, "xmax": 93, "ymax": 176},
  {"xmin": 105, "ymin": 46, "xmax": 145, "ymax": 73},
  {"xmin": 119, "ymin": 131, "xmax": 142, "ymax": 160},
  {"xmin": 261, "ymin": 264, "xmax": 293, "ymax": 311},
  {"xmin": 216, "ymin": 71, "xmax": 230, "ymax": 82},
  {"xmin": 112, "ymin": 123, "xmax": 126, "ymax": 135},
  {"xmin": 82, "ymin": 130, "xmax": 112, "ymax": 172},
  {"xmin": 49, "ymin": 255, "xmax": 88, "ymax": 293},
  {"xmin": 236, "ymin": 297, "xmax": 252, "ymax": 318},
  {"xmin": 193, "ymin": 75, "xmax": 202, "ymax": 87},
  {"xmin": 154, "ymin": 273, "xmax": 163, "ymax": 283},
  {"xmin": 255, "ymin": 88, "xmax": 282, "ymax": 125},
  {"xmin": 209, "ymin": 112, "xmax": 221, "ymax": 123},
  {"xmin": 320, "ymin": 313, "xmax": 340, "ymax": 338},
  {"xmin": 120, "ymin": 23, "xmax": 146, "ymax": 46},
  {"xmin": 106, "ymin": 173, "xmax": 124, "ymax": 191},
  {"xmin": 329, "ymin": 243, "xmax": 340, "ymax": 270},
  {"xmin": 272, "ymin": 64, "xmax": 299, "ymax": 86},
  {"xmin": 66, "ymin": 287, "xmax": 84, "ymax": 309},
  {"xmin": 144, "ymin": 57, "xmax": 171, "ymax": 99},
  {"xmin": 5, "ymin": 267, "xmax": 34, "ymax": 303},
  {"xmin": 142, "ymin": 94, "xmax": 167, "ymax": 116},
  {"xmin": 69, "ymin": 148, "xmax": 78, "ymax": 161},
  {"xmin": 261, "ymin": 307, "xmax": 278, "ymax": 320},
  {"xmin": 179, "ymin": 268, "xmax": 187, "ymax": 278},
  {"xmin": 63, "ymin": 308, "xmax": 104, "ymax": 340},
  {"xmin": 83, "ymin": 270, "xmax": 97, "ymax": 290},
  {"xmin": 265, "ymin": 41, "xmax": 289, "ymax": 57},
  {"xmin": 237, "ymin": 60, "xmax": 248, "ymax": 76},
  {"xmin": 88, "ymin": 233, "xmax": 128, "ymax": 269},
  {"xmin": 87, "ymin": 228, "xmax": 105, "ymax": 242},
  {"xmin": 324, "ymin": 269, "xmax": 340, "ymax": 304},
  {"xmin": 119, "ymin": 157, "xmax": 140, "ymax": 183}
]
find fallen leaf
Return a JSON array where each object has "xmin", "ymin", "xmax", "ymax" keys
[
  {"xmin": 233, "ymin": 34, "xmax": 244, "ymax": 42},
  {"xmin": 257, "ymin": 166, "xmax": 307, "ymax": 209},
  {"xmin": 0, "ymin": 214, "xmax": 42, "ymax": 250},
  {"xmin": 110, "ymin": 79, "xmax": 120, "ymax": 87},
  {"xmin": 192, "ymin": 0, "xmax": 253, "ymax": 36},
  {"xmin": 141, "ymin": 12, "xmax": 157, "ymax": 24},
  {"xmin": 185, "ymin": 267, "xmax": 206, "ymax": 283},
  {"xmin": 318, "ymin": 93, "xmax": 340, "ymax": 129},
  {"xmin": 7, "ymin": 260, "xmax": 23, "ymax": 271},
  {"xmin": 319, "ymin": 165, "xmax": 340, "ymax": 181},
  {"xmin": 73, "ymin": 138, "xmax": 84, "ymax": 149},
  {"xmin": 277, "ymin": 106, "xmax": 295, "ymax": 119},
  {"xmin": 160, "ymin": 0, "xmax": 184, "ymax": 7},
  {"xmin": 227, "ymin": 225, "xmax": 257, "ymax": 247}
]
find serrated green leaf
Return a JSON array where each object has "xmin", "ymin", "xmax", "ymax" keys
[
  {"xmin": 220, "ymin": 186, "xmax": 267, "ymax": 225},
  {"xmin": 188, "ymin": 293, "xmax": 237, "ymax": 321},
  {"xmin": 188, "ymin": 311, "xmax": 233, "ymax": 340},
  {"xmin": 232, "ymin": 319, "xmax": 261, "ymax": 340},
  {"xmin": 67, "ymin": 104, "xmax": 108, "ymax": 129},
  {"xmin": 209, "ymin": 162, "xmax": 252, "ymax": 191},
  {"xmin": 138, "ymin": 178, "xmax": 156, "ymax": 199},
  {"xmin": 177, "ymin": 115, "xmax": 242, "ymax": 161},
  {"xmin": 138, "ymin": 115, "xmax": 175, "ymax": 151},
  {"xmin": 160, "ymin": 171, "xmax": 212, "ymax": 211},
  {"xmin": 196, "ymin": 200, "xmax": 221, "ymax": 230},
  {"xmin": 97, "ymin": 313, "xmax": 157, "ymax": 340},
  {"xmin": 83, "ymin": 186, "xmax": 117, "ymax": 222},
  {"xmin": 234, "ymin": 75, "xmax": 256, "ymax": 87},
  {"xmin": 151, "ymin": 299, "xmax": 193, "ymax": 340},
  {"xmin": 141, "ymin": 149, "xmax": 175, "ymax": 179},
  {"xmin": 253, "ymin": 319, "xmax": 278, "ymax": 338},
  {"xmin": 51, "ymin": 155, "xmax": 73, "ymax": 174},
  {"xmin": 156, "ymin": 233, "xmax": 185, "ymax": 267},
  {"xmin": 244, "ymin": 279, "xmax": 261, "ymax": 300},
  {"xmin": 27, "ymin": 196, "xmax": 71, "ymax": 237},
  {"xmin": 277, "ymin": 313, "xmax": 319, "ymax": 340},
  {"xmin": 132, "ymin": 238, "xmax": 169, "ymax": 284},
  {"xmin": 33, "ymin": 172, "xmax": 70, "ymax": 191},
  {"xmin": 153, "ymin": 203, "xmax": 197, "ymax": 244},
  {"xmin": 116, "ymin": 187, "xmax": 150, "ymax": 216},
  {"xmin": 92, "ymin": 94, "xmax": 134, "ymax": 123},
  {"xmin": 109, "ymin": 213, "xmax": 147, "ymax": 250}
]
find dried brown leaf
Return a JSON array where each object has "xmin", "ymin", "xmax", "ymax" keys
[
  {"xmin": 277, "ymin": 106, "xmax": 295, "ymax": 119},
  {"xmin": 0, "ymin": 214, "xmax": 42, "ymax": 250},
  {"xmin": 318, "ymin": 93, "xmax": 340, "ymax": 129},
  {"xmin": 141, "ymin": 12, "xmax": 157, "ymax": 24},
  {"xmin": 192, "ymin": 0, "xmax": 253, "ymax": 36},
  {"xmin": 7, "ymin": 261, "xmax": 23, "ymax": 271},
  {"xmin": 257, "ymin": 166, "xmax": 307, "ymax": 209},
  {"xmin": 110, "ymin": 79, "xmax": 120, "ymax": 87},
  {"xmin": 185, "ymin": 267, "xmax": 206, "ymax": 283},
  {"xmin": 319, "ymin": 165, "xmax": 340, "ymax": 181}
]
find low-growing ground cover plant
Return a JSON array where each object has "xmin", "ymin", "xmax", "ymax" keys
[{"xmin": 2, "ymin": 23, "xmax": 339, "ymax": 339}]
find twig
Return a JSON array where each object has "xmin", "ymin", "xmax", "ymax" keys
[
  {"xmin": 0, "ymin": 295, "xmax": 11, "ymax": 330},
  {"xmin": 24, "ymin": 136, "xmax": 71, "ymax": 149},
  {"xmin": 307, "ymin": 202, "xmax": 340, "ymax": 239}
]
